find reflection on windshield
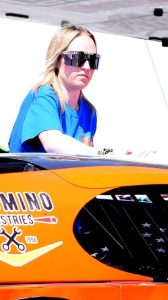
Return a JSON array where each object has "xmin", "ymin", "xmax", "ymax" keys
[{"xmin": 74, "ymin": 184, "xmax": 168, "ymax": 282}]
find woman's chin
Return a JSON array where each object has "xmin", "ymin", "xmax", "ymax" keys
[{"xmin": 74, "ymin": 79, "xmax": 90, "ymax": 89}]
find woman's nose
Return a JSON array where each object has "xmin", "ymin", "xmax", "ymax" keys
[{"xmin": 81, "ymin": 59, "xmax": 90, "ymax": 69}]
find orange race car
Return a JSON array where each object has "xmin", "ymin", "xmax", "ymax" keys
[{"xmin": 0, "ymin": 153, "xmax": 168, "ymax": 299}]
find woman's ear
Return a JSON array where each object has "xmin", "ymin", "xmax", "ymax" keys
[
  {"xmin": 56, "ymin": 56, "xmax": 61, "ymax": 69},
  {"xmin": 55, "ymin": 57, "xmax": 61, "ymax": 75},
  {"xmin": 56, "ymin": 61, "xmax": 60, "ymax": 69}
]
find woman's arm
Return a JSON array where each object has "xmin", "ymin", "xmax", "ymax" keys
[{"xmin": 38, "ymin": 130, "xmax": 98, "ymax": 156}]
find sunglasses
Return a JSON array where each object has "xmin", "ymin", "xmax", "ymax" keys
[{"xmin": 62, "ymin": 51, "xmax": 100, "ymax": 70}]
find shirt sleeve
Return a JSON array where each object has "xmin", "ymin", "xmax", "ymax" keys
[{"xmin": 21, "ymin": 85, "xmax": 63, "ymax": 144}]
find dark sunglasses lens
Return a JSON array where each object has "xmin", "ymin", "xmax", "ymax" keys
[
  {"xmin": 63, "ymin": 52, "xmax": 100, "ymax": 69},
  {"xmin": 88, "ymin": 54, "xmax": 100, "ymax": 70},
  {"xmin": 77, "ymin": 54, "xmax": 100, "ymax": 69},
  {"xmin": 63, "ymin": 54, "xmax": 78, "ymax": 66}
]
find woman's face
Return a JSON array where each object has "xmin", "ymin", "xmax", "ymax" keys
[{"xmin": 57, "ymin": 34, "xmax": 97, "ymax": 91}]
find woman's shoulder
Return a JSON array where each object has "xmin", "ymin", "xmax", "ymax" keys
[
  {"xmin": 37, "ymin": 84, "xmax": 56, "ymax": 96},
  {"xmin": 33, "ymin": 85, "xmax": 59, "ymax": 104}
]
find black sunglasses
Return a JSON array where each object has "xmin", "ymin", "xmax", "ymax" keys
[{"xmin": 62, "ymin": 51, "xmax": 100, "ymax": 70}]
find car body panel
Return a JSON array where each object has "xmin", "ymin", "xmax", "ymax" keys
[
  {"xmin": 0, "ymin": 163, "xmax": 151, "ymax": 282},
  {"xmin": 0, "ymin": 154, "xmax": 168, "ymax": 299},
  {"xmin": 0, "ymin": 282, "xmax": 167, "ymax": 300}
]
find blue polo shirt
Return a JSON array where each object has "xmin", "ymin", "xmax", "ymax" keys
[{"xmin": 9, "ymin": 85, "xmax": 97, "ymax": 152}]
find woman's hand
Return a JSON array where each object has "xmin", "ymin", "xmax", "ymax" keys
[{"xmin": 82, "ymin": 134, "xmax": 94, "ymax": 147}]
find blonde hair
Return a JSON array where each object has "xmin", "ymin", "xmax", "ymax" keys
[{"xmin": 33, "ymin": 23, "xmax": 97, "ymax": 112}]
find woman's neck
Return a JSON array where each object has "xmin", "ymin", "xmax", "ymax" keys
[{"xmin": 60, "ymin": 85, "xmax": 81, "ymax": 110}]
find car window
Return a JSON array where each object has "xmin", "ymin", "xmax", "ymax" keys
[{"xmin": 74, "ymin": 184, "xmax": 168, "ymax": 281}]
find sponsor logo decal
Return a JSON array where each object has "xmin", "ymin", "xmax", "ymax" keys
[
  {"xmin": 0, "ymin": 192, "xmax": 63, "ymax": 266},
  {"xmin": 0, "ymin": 241, "xmax": 63, "ymax": 267}
]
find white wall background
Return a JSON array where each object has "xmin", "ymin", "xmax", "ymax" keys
[{"xmin": 1, "ymin": 17, "xmax": 168, "ymax": 152}]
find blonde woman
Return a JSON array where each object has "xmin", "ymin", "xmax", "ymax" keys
[{"xmin": 9, "ymin": 24, "xmax": 100, "ymax": 155}]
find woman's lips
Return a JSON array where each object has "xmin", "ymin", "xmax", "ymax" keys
[{"xmin": 78, "ymin": 73, "xmax": 89, "ymax": 79}]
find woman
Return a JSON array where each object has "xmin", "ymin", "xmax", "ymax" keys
[{"xmin": 9, "ymin": 24, "xmax": 100, "ymax": 155}]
